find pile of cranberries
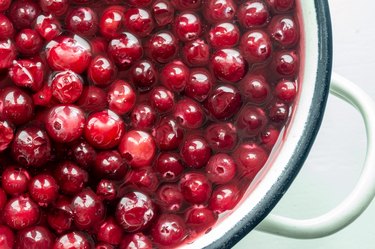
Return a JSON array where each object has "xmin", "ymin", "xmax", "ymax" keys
[{"xmin": 0, "ymin": 0, "xmax": 300, "ymax": 248}]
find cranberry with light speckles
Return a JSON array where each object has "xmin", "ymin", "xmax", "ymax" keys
[
  {"xmin": 1, "ymin": 166, "xmax": 30, "ymax": 196},
  {"xmin": 29, "ymin": 174, "xmax": 59, "ymax": 206},
  {"xmin": 94, "ymin": 150, "xmax": 127, "ymax": 180},
  {"xmin": 54, "ymin": 161, "xmax": 88, "ymax": 195},
  {"xmin": 15, "ymin": 226, "xmax": 55, "ymax": 249},
  {"xmin": 3, "ymin": 195, "xmax": 40, "ymax": 230},
  {"xmin": 50, "ymin": 71, "xmax": 84, "ymax": 104}
]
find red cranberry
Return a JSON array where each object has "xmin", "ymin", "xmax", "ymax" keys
[
  {"xmin": 0, "ymin": 14, "xmax": 14, "ymax": 40},
  {"xmin": 185, "ymin": 68, "xmax": 213, "ymax": 102},
  {"xmin": 205, "ymin": 123, "xmax": 238, "ymax": 152},
  {"xmin": 146, "ymin": 31, "xmax": 178, "ymax": 64},
  {"xmin": 154, "ymin": 152, "xmax": 184, "ymax": 182},
  {"xmin": 208, "ymin": 183, "xmax": 241, "ymax": 213},
  {"xmin": 182, "ymin": 38, "xmax": 210, "ymax": 67},
  {"xmin": 268, "ymin": 100, "xmax": 290, "ymax": 123},
  {"xmin": 107, "ymin": 32, "xmax": 143, "ymax": 70},
  {"xmin": 172, "ymin": 0, "xmax": 202, "ymax": 10},
  {"xmin": 96, "ymin": 179, "xmax": 117, "ymax": 201},
  {"xmin": 66, "ymin": 7, "xmax": 98, "ymax": 37},
  {"xmin": 205, "ymin": 84, "xmax": 242, "ymax": 120},
  {"xmin": 236, "ymin": 105, "xmax": 268, "ymax": 136},
  {"xmin": 275, "ymin": 79, "xmax": 297, "ymax": 102},
  {"xmin": 0, "ymin": 120, "xmax": 14, "ymax": 152},
  {"xmin": 39, "ymin": 0, "xmax": 69, "ymax": 16},
  {"xmin": 211, "ymin": 49, "xmax": 247, "ymax": 83},
  {"xmin": 11, "ymin": 126, "xmax": 51, "ymax": 167},
  {"xmin": 151, "ymin": 214, "xmax": 186, "ymax": 246},
  {"xmin": 0, "ymin": 0, "xmax": 11, "ymax": 11},
  {"xmin": 130, "ymin": 60, "xmax": 157, "ymax": 90},
  {"xmin": 53, "ymin": 232, "xmax": 94, "ymax": 249},
  {"xmin": 0, "ymin": 39, "xmax": 17, "ymax": 70},
  {"xmin": 34, "ymin": 14, "xmax": 62, "ymax": 41},
  {"xmin": 0, "ymin": 225, "xmax": 14, "ymax": 249},
  {"xmin": 179, "ymin": 172, "xmax": 212, "ymax": 204},
  {"xmin": 185, "ymin": 207, "xmax": 217, "ymax": 234},
  {"xmin": 267, "ymin": 0, "xmax": 295, "ymax": 13},
  {"xmin": 88, "ymin": 55, "xmax": 117, "ymax": 87},
  {"xmin": 46, "ymin": 35, "xmax": 92, "ymax": 74},
  {"xmin": 84, "ymin": 109, "xmax": 125, "ymax": 149},
  {"xmin": 269, "ymin": 15, "xmax": 299, "ymax": 47},
  {"xmin": 124, "ymin": 8, "xmax": 154, "ymax": 37},
  {"xmin": 119, "ymin": 233, "xmax": 152, "ymax": 249},
  {"xmin": 70, "ymin": 139, "xmax": 97, "ymax": 169},
  {"xmin": 124, "ymin": 167, "xmax": 159, "ymax": 192},
  {"xmin": 181, "ymin": 135, "xmax": 211, "ymax": 169},
  {"xmin": 273, "ymin": 50, "xmax": 299, "ymax": 76},
  {"xmin": 149, "ymin": 86, "xmax": 175, "ymax": 113},
  {"xmin": 97, "ymin": 217, "xmax": 123, "ymax": 245},
  {"xmin": 90, "ymin": 37, "xmax": 110, "ymax": 54},
  {"xmin": 156, "ymin": 184, "xmax": 184, "ymax": 212},
  {"xmin": 32, "ymin": 85, "xmax": 54, "ymax": 107},
  {"xmin": 127, "ymin": 0, "xmax": 152, "ymax": 7},
  {"xmin": 115, "ymin": 191, "xmax": 156, "ymax": 232},
  {"xmin": 131, "ymin": 103, "xmax": 156, "ymax": 129},
  {"xmin": 50, "ymin": 71, "xmax": 84, "ymax": 104},
  {"xmin": 47, "ymin": 196, "xmax": 73, "ymax": 233},
  {"xmin": 233, "ymin": 143, "xmax": 269, "ymax": 179},
  {"xmin": 107, "ymin": 80, "xmax": 136, "ymax": 115},
  {"xmin": 173, "ymin": 98, "xmax": 205, "ymax": 129},
  {"xmin": 173, "ymin": 12, "xmax": 202, "ymax": 42},
  {"xmin": 161, "ymin": 60, "xmax": 189, "ymax": 93},
  {"xmin": 8, "ymin": 0, "xmax": 41, "ymax": 30},
  {"xmin": 153, "ymin": 117, "xmax": 184, "ymax": 151},
  {"xmin": 206, "ymin": 153, "xmax": 236, "ymax": 184},
  {"xmin": 8, "ymin": 60, "xmax": 44, "ymax": 92},
  {"xmin": 0, "ymin": 188, "xmax": 6, "ymax": 210},
  {"xmin": 240, "ymin": 30, "xmax": 272, "ymax": 63},
  {"xmin": 54, "ymin": 161, "xmax": 88, "ymax": 195},
  {"xmin": 204, "ymin": 0, "xmax": 237, "ymax": 23},
  {"xmin": 238, "ymin": 1, "xmax": 269, "ymax": 28},
  {"xmin": 239, "ymin": 74, "xmax": 270, "ymax": 104},
  {"xmin": 152, "ymin": 0, "xmax": 175, "ymax": 26},
  {"xmin": 260, "ymin": 125, "xmax": 280, "ymax": 150},
  {"xmin": 72, "ymin": 189, "xmax": 105, "ymax": 230},
  {"xmin": 3, "ymin": 195, "xmax": 40, "ymax": 230},
  {"xmin": 15, "ymin": 29, "xmax": 42, "ymax": 56},
  {"xmin": 76, "ymin": 86, "xmax": 107, "ymax": 113},
  {"xmin": 16, "ymin": 226, "xmax": 55, "ymax": 249},
  {"xmin": 1, "ymin": 166, "xmax": 30, "ymax": 196},
  {"xmin": 209, "ymin": 22, "xmax": 240, "ymax": 49},
  {"xmin": 96, "ymin": 243, "xmax": 114, "ymax": 249},
  {"xmin": 118, "ymin": 130, "xmax": 156, "ymax": 168},
  {"xmin": 29, "ymin": 174, "xmax": 59, "ymax": 206},
  {"xmin": 95, "ymin": 150, "xmax": 127, "ymax": 180},
  {"xmin": 99, "ymin": 6, "xmax": 126, "ymax": 39}
]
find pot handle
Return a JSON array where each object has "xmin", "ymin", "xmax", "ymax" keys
[{"xmin": 255, "ymin": 72, "xmax": 375, "ymax": 239}]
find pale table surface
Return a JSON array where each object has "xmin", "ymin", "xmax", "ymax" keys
[{"xmin": 235, "ymin": 0, "xmax": 375, "ymax": 248}]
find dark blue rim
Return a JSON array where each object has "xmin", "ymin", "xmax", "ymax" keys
[{"xmin": 204, "ymin": 0, "xmax": 333, "ymax": 248}]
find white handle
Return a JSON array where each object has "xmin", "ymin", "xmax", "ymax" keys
[{"xmin": 255, "ymin": 72, "xmax": 375, "ymax": 239}]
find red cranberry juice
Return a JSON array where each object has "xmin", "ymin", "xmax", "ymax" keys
[{"xmin": 0, "ymin": 0, "xmax": 301, "ymax": 248}]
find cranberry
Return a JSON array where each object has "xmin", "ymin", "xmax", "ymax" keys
[
  {"xmin": 181, "ymin": 135, "xmax": 211, "ymax": 169},
  {"xmin": 237, "ymin": 1, "xmax": 269, "ymax": 28},
  {"xmin": 1, "ymin": 167, "xmax": 30, "ymax": 196},
  {"xmin": 173, "ymin": 12, "xmax": 202, "ymax": 42},
  {"xmin": 131, "ymin": 103, "xmax": 156, "ymax": 129},
  {"xmin": 0, "ymin": 39, "xmax": 17, "ymax": 70},
  {"xmin": 146, "ymin": 31, "xmax": 178, "ymax": 64},
  {"xmin": 161, "ymin": 60, "xmax": 189, "ymax": 93},
  {"xmin": 99, "ymin": 6, "xmax": 126, "ymax": 39},
  {"xmin": 8, "ymin": 0, "xmax": 41, "ymax": 30},
  {"xmin": 269, "ymin": 15, "xmax": 299, "ymax": 48},
  {"xmin": 233, "ymin": 142, "xmax": 269, "ymax": 179},
  {"xmin": 96, "ymin": 179, "xmax": 117, "ymax": 201},
  {"xmin": 118, "ymin": 130, "xmax": 156, "ymax": 168},
  {"xmin": 130, "ymin": 60, "xmax": 157, "ymax": 90},
  {"xmin": 3, "ymin": 195, "xmax": 40, "ymax": 230},
  {"xmin": 211, "ymin": 49, "xmax": 247, "ymax": 83},
  {"xmin": 107, "ymin": 80, "xmax": 136, "ymax": 115},
  {"xmin": 182, "ymin": 38, "xmax": 210, "ymax": 67},
  {"xmin": 205, "ymin": 123, "xmax": 238, "ymax": 152},
  {"xmin": 151, "ymin": 214, "xmax": 186, "ymax": 247},
  {"xmin": 40, "ymin": 0, "xmax": 69, "ymax": 16},
  {"xmin": 0, "ymin": 87, "xmax": 34, "ymax": 125},
  {"xmin": 267, "ymin": 0, "xmax": 295, "ymax": 13},
  {"xmin": 119, "ymin": 233, "xmax": 152, "ymax": 249},
  {"xmin": 154, "ymin": 152, "xmax": 184, "ymax": 182},
  {"xmin": 115, "ymin": 191, "xmax": 156, "ymax": 232},
  {"xmin": 46, "ymin": 35, "xmax": 92, "ymax": 74},
  {"xmin": 0, "ymin": 14, "xmax": 14, "ymax": 40},
  {"xmin": 0, "ymin": 188, "xmax": 7, "ymax": 210},
  {"xmin": 53, "ymin": 232, "xmax": 94, "ymax": 249},
  {"xmin": 275, "ymin": 79, "xmax": 297, "ymax": 102},
  {"xmin": 97, "ymin": 217, "xmax": 123, "ymax": 245},
  {"xmin": 32, "ymin": 85, "xmax": 54, "ymax": 107},
  {"xmin": 72, "ymin": 189, "xmax": 105, "ymax": 230},
  {"xmin": 124, "ymin": 8, "xmax": 154, "ymax": 37},
  {"xmin": 273, "ymin": 50, "xmax": 299, "ymax": 76},
  {"xmin": 107, "ymin": 32, "xmax": 143, "ymax": 70},
  {"xmin": 240, "ymin": 30, "xmax": 272, "ymax": 63},
  {"xmin": 173, "ymin": 98, "xmax": 205, "ymax": 129},
  {"xmin": 124, "ymin": 167, "xmax": 159, "ymax": 192},
  {"xmin": 50, "ymin": 71, "xmax": 84, "ymax": 104},
  {"xmin": 95, "ymin": 150, "xmax": 127, "ymax": 180},
  {"xmin": 236, "ymin": 105, "xmax": 268, "ymax": 136},
  {"xmin": 153, "ymin": 117, "xmax": 184, "ymax": 151},
  {"xmin": 128, "ymin": 0, "xmax": 152, "ymax": 7},
  {"xmin": 76, "ymin": 86, "xmax": 107, "ymax": 113},
  {"xmin": 239, "ymin": 74, "xmax": 271, "ymax": 105},
  {"xmin": 206, "ymin": 153, "xmax": 236, "ymax": 184},
  {"xmin": 209, "ymin": 22, "xmax": 240, "ymax": 49},
  {"xmin": 268, "ymin": 100, "xmax": 290, "ymax": 123},
  {"xmin": 9, "ymin": 60, "xmax": 44, "ymax": 92},
  {"xmin": 16, "ymin": 226, "xmax": 55, "ymax": 249},
  {"xmin": 29, "ymin": 174, "xmax": 59, "ymax": 206},
  {"xmin": 54, "ymin": 161, "xmax": 88, "ymax": 195},
  {"xmin": 179, "ymin": 172, "xmax": 212, "ymax": 204},
  {"xmin": 208, "ymin": 183, "xmax": 241, "ymax": 213},
  {"xmin": 185, "ymin": 207, "xmax": 217, "ymax": 234},
  {"xmin": 185, "ymin": 68, "xmax": 213, "ymax": 102},
  {"xmin": 204, "ymin": 0, "xmax": 237, "ymax": 23},
  {"xmin": 0, "ymin": 120, "xmax": 14, "ymax": 152},
  {"xmin": 88, "ymin": 55, "xmax": 117, "ymax": 88},
  {"xmin": 11, "ymin": 125, "xmax": 51, "ymax": 167},
  {"xmin": 156, "ymin": 184, "xmax": 184, "ymax": 212},
  {"xmin": 15, "ymin": 29, "xmax": 43, "ymax": 56},
  {"xmin": 66, "ymin": 7, "xmax": 98, "ymax": 37},
  {"xmin": 84, "ymin": 109, "xmax": 125, "ymax": 149},
  {"xmin": 172, "ymin": 0, "xmax": 202, "ymax": 10},
  {"xmin": 0, "ymin": 225, "xmax": 14, "ymax": 249},
  {"xmin": 47, "ymin": 196, "xmax": 73, "ymax": 233},
  {"xmin": 70, "ymin": 139, "xmax": 97, "ymax": 169},
  {"xmin": 260, "ymin": 125, "xmax": 280, "ymax": 150},
  {"xmin": 34, "ymin": 14, "xmax": 62, "ymax": 41},
  {"xmin": 0, "ymin": 0, "xmax": 11, "ymax": 11},
  {"xmin": 152, "ymin": 0, "xmax": 175, "ymax": 26},
  {"xmin": 149, "ymin": 86, "xmax": 175, "ymax": 113}
]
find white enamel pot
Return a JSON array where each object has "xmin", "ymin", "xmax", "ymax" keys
[{"xmin": 180, "ymin": 1, "xmax": 375, "ymax": 248}]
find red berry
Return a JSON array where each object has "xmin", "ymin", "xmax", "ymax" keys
[
  {"xmin": 146, "ymin": 31, "xmax": 178, "ymax": 64},
  {"xmin": 99, "ymin": 6, "xmax": 126, "ymax": 39},
  {"xmin": 208, "ymin": 183, "xmax": 241, "ymax": 213},
  {"xmin": 107, "ymin": 80, "xmax": 136, "ymax": 115},
  {"xmin": 88, "ymin": 55, "xmax": 117, "ymax": 87},
  {"xmin": 185, "ymin": 207, "xmax": 217, "ymax": 234},
  {"xmin": 54, "ymin": 161, "xmax": 88, "ymax": 195},
  {"xmin": 208, "ymin": 22, "xmax": 240, "ymax": 49},
  {"xmin": 151, "ymin": 214, "xmax": 186, "ymax": 247},
  {"xmin": 16, "ymin": 226, "xmax": 55, "ymax": 249},
  {"xmin": 29, "ymin": 174, "xmax": 59, "ymax": 206},
  {"xmin": 173, "ymin": 98, "xmax": 205, "ymax": 129},
  {"xmin": 76, "ymin": 86, "xmax": 107, "ymax": 113},
  {"xmin": 240, "ymin": 30, "xmax": 272, "ymax": 63},
  {"xmin": 275, "ymin": 79, "xmax": 297, "ymax": 102},
  {"xmin": 50, "ymin": 71, "xmax": 84, "ymax": 104},
  {"xmin": 15, "ymin": 29, "xmax": 43, "ymax": 56},
  {"xmin": 239, "ymin": 74, "xmax": 271, "ymax": 105},
  {"xmin": 0, "ymin": 120, "xmax": 14, "ymax": 152},
  {"xmin": 152, "ymin": 0, "xmax": 175, "ymax": 26},
  {"xmin": 160, "ymin": 60, "xmax": 189, "ymax": 93},
  {"xmin": 173, "ymin": 12, "xmax": 202, "ymax": 42},
  {"xmin": 66, "ymin": 7, "xmax": 98, "ymax": 37},
  {"xmin": 179, "ymin": 172, "xmax": 212, "ymax": 204},
  {"xmin": 9, "ymin": 0, "xmax": 41, "ymax": 30},
  {"xmin": 153, "ymin": 117, "xmax": 184, "ymax": 151},
  {"xmin": 149, "ymin": 86, "xmax": 175, "ymax": 113},
  {"xmin": 40, "ymin": 0, "xmax": 69, "ymax": 16},
  {"xmin": 123, "ymin": 8, "xmax": 154, "ymax": 37},
  {"xmin": 97, "ymin": 217, "xmax": 123, "ymax": 245},
  {"xmin": 8, "ymin": 59, "xmax": 44, "ymax": 92},
  {"xmin": 211, "ymin": 49, "xmax": 247, "ymax": 83},
  {"xmin": 204, "ymin": 0, "xmax": 237, "ymax": 23},
  {"xmin": 119, "ymin": 233, "xmax": 152, "ymax": 249},
  {"xmin": 182, "ymin": 38, "xmax": 210, "ymax": 67},
  {"xmin": 3, "ymin": 195, "xmax": 40, "ymax": 230},
  {"xmin": 156, "ymin": 184, "xmax": 184, "ymax": 212},
  {"xmin": 180, "ymin": 135, "xmax": 211, "ymax": 169},
  {"xmin": 94, "ymin": 150, "xmax": 127, "ymax": 180},
  {"xmin": 0, "ymin": 225, "xmax": 14, "ymax": 249},
  {"xmin": 237, "ymin": 1, "xmax": 269, "ymax": 28},
  {"xmin": 154, "ymin": 152, "xmax": 184, "ymax": 182},
  {"xmin": 206, "ymin": 153, "xmax": 236, "ymax": 184},
  {"xmin": 1, "ymin": 166, "xmax": 30, "ymax": 195},
  {"xmin": 0, "ymin": 14, "xmax": 14, "ymax": 40},
  {"xmin": 236, "ymin": 105, "xmax": 268, "ymax": 136},
  {"xmin": 34, "ymin": 14, "xmax": 62, "ymax": 41},
  {"xmin": 53, "ymin": 232, "xmax": 94, "ymax": 249}
]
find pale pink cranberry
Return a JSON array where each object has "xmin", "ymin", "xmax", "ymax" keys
[
  {"xmin": 205, "ymin": 122, "xmax": 238, "ymax": 152},
  {"xmin": 39, "ymin": 0, "xmax": 69, "ymax": 16},
  {"xmin": 84, "ymin": 109, "xmax": 125, "ymax": 149},
  {"xmin": 268, "ymin": 101, "xmax": 290, "ymax": 123},
  {"xmin": 238, "ymin": 1, "xmax": 269, "ymax": 28},
  {"xmin": 0, "ymin": 14, "xmax": 14, "ymax": 40},
  {"xmin": 45, "ymin": 35, "xmax": 92, "ymax": 74},
  {"xmin": 66, "ymin": 7, "xmax": 98, "ymax": 37},
  {"xmin": 95, "ymin": 150, "xmax": 127, "ymax": 180},
  {"xmin": 124, "ymin": 167, "xmax": 159, "ymax": 192},
  {"xmin": 96, "ymin": 179, "xmax": 117, "ymax": 201},
  {"xmin": 76, "ymin": 86, "xmax": 107, "ymax": 113},
  {"xmin": 128, "ymin": 0, "xmax": 153, "ymax": 7},
  {"xmin": 204, "ymin": 0, "xmax": 237, "ymax": 23},
  {"xmin": 273, "ymin": 50, "xmax": 299, "ymax": 76},
  {"xmin": 50, "ymin": 71, "xmax": 84, "ymax": 104},
  {"xmin": 3, "ymin": 195, "xmax": 40, "ymax": 230},
  {"xmin": 180, "ymin": 135, "xmax": 211, "ymax": 168},
  {"xmin": 155, "ymin": 152, "xmax": 184, "ymax": 182},
  {"xmin": 161, "ymin": 60, "xmax": 189, "ymax": 93},
  {"xmin": 16, "ymin": 28, "xmax": 44, "ymax": 57},
  {"xmin": 185, "ymin": 68, "xmax": 213, "ymax": 102},
  {"xmin": 206, "ymin": 153, "xmax": 236, "ymax": 184},
  {"xmin": 1, "ymin": 166, "xmax": 30, "ymax": 195},
  {"xmin": 107, "ymin": 32, "xmax": 143, "ymax": 70},
  {"xmin": 146, "ymin": 31, "xmax": 178, "ymax": 64},
  {"xmin": 130, "ymin": 60, "xmax": 158, "ymax": 90},
  {"xmin": 240, "ymin": 30, "xmax": 272, "ymax": 63},
  {"xmin": 209, "ymin": 22, "xmax": 240, "ymax": 49},
  {"xmin": 53, "ymin": 232, "xmax": 94, "ymax": 249},
  {"xmin": 107, "ymin": 80, "xmax": 136, "ymax": 115},
  {"xmin": 173, "ymin": 98, "xmax": 205, "ymax": 129},
  {"xmin": 32, "ymin": 85, "xmax": 54, "ymax": 107},
  {"xmin": 149, "ymin": 86, "xmax": 175, "ymax": 113},
  {"xmin": 172, "ymin": 0, "xmax": 202, "ymax": 10},
  {"xmin": 233, "ymin": 143, "xmax": 269, "ymax": 179},
  {"xmin": 119, "ymin": 233, "xmax": 152, "ymax": 249},
  {"xmin": 269, "ymin": 15, "xmax": 299, "ymax": 47},
  {"xmin": 11, "ymin": 126, "xmax": 51, "ymax": 167},
  {"xmin": 16, "ymin": 226, "xmax": 55, "ymax": 249},
  {"xmin": 156, "ymin": 184, "xmax": 184, "ymax": 212},
  {"xmin": 34, "ymin": 14, "xmax": 62, "ymax": 41},
  {"xmin": 115, "ymin": 191, "xmax": 156, "ymax": 232},
  {"xmin": 239, "ymin": 74, "xmax": 271, "ymax": 104},
  {"xmin": 179, "ymin": 172, "xmax": 212, "ymax": 204},
  {"xmin": 208, "ymin": 183, "xmax": 241, "ymax": 213},
  {"xmin": 8, "ymin": 0, "xmax": 41, "ymax": 29},
  {"xmin": 182, "ymin": 38, "xmax": 210, "ymax": 67},
  {"xmin": 173, "ymin": 12, "xmax": 202, "ymax": 42},
  {"xmin": 0, "ymin": 120, "xmax": 14, "ymax": 152},
  {"xmin": 275, "ymin": 79, "xmax": 297, "ymax": 102},
  {"xmin": 0, "ymin": 188, "xmax": 6, "ymax": 210},
  {"xmin": 88, "ymin": 55, "xmax": 117, "ymax": 87},
  {"xmin": 0, "ymin": 0, "xmax": 11, "ymax": 11},
  {"xmin": 153, "ymin": 117, "xmax": 184, "ymax": 151},
  {"xmin": 70, "ymin": 139, "xmax": 97, "ymax": 169},
  {"xmin": 0, "ymin": 39, "xmax": 17, "ymax": 70},
  {"xmin": 267, "ymin": 0, "xmax": 295, "ymax": 13},
  {"xmin": 29, "ymin": 174, "xmax": 59, "ymax": 206},
  {"xmin": 151, "ymin": 214, "xmax": 186, "ymax": 247},
  {"xmin": 131, "ymin": 103, "xmax": 156, "ymax": 129},
  {"xmin": 260, "ymin": 125, "xmax": 280, "ymax": 150},
  {"xmin": 211, "ymin": 49, "xmax": 247, "ymax": 83},
  {"xmin": 185, "ymin": 207, "xmax": 217, "ymax": 234},
  {"xmin": 72, "ymin": 189, "xmax": 105, "ymax": 230},
  {"xmin": 124, "ymin": 8, "xmax": 154, "ymax": 37},
  {"xmin": 8, "ymin": 60, "xmax": 44, "ymax": 92},
  {"xmin": 54, "ymin": 161, "xmax": 88, "ymax": 195},
  {"xmin": 47, "ymin": 196, "xmax": 73, "ymax": 233},
  {"xmin": 99, "ymin": 6, "xmax": 126, "ymax": 39},
  {"xmin": 236, "ymin": 105, "xmax": 268, "ymax": 136},
  {"xmin": 45, "ymin": 105, "xmax": 85, "ymax": 143},
  {"xmin": 152, "ymin": 0, "xmax": 175, "ymax": 26},
  {"xmin": 205, "ymin": 84, "xmax": 242, "ymax": 120},
  {"xmin": 118, "ymin": 130, "xmax": 156, "ymax": 168},
  {"xmin": 97, "ymin": 217, "xmax": 123, "ymax": 245},
  {"xmin": 0, "ymin": 225, "xmax": 14, "ymax": 249}
]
